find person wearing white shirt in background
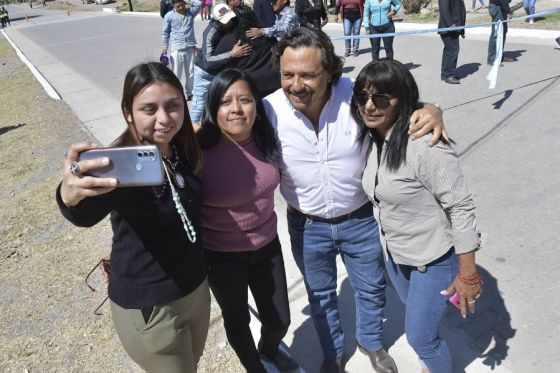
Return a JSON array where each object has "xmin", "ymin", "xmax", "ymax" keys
[
  {"xmin": 162, "ymin": 0, "xmax": 202, "ymax": 101},
  {"xmin": 263, "ymin": 27, "xmax": 446, "ymax": 373}
]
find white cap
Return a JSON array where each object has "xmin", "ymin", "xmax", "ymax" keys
[{"xmin": 211, "ymin": 4, "xmax": 236, "ymax": 24}]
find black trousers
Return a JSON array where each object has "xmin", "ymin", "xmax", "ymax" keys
[
  {"xmin": 369, "ymin": 22, "xmax": 395, "ymax": 60},
  {"xmin": 440, "ymin": 32, "xmax": 460, "ymax": 79},
  {"xmin": 207, "ymin": 236, "xmax": 290, "ymax": 373}
]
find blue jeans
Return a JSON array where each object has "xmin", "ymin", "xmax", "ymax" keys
[
  {"xmin": 471, "ymin": 0, "xmax": 484, "ymax": 9},
  {"xmin": 343, "ymin": 16, "xmax": 361, "ymax": 52},
  {"xmin": 487, "ymin": 3, "xmax": 508, "ymax": 62},
  {"xmin": 523, "ymin": 0, "xmax": 536, "ymax": 19},
  {"xmin": 385, "ymin": 249, "xmax": 458, "ymax": 373},
  {"xmin": 190, "ymin": 65, "xmax": 214, "ymax": 123},
  {"xmin": 287, "ymin": 204, "xmax": 386, "ymax": 360}
]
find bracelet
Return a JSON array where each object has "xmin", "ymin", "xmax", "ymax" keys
[{"xmin": 457, "ymin": 272, "xmax": 483, "ymax": 285}]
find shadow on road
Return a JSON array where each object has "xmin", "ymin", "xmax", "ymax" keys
[
  {"xmin": 287, "ymin": 266, "xmax": 515, "ymax": 372},
  {"xmin": 455, "ymin": 62, "xmax": 481, "ymax": 79}
]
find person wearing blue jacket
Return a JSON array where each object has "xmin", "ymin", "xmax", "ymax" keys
[
  {"xmin": 362, "ymin": 0, "xmax": 400, "ymax": 61},
  {"xmin": 162, "ymin": 0, "xmax": 202, "ymax": 100}
]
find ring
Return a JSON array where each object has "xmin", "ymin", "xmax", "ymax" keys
[
  {"xmin": 70, "ymin": 161, "xmax": 81, "ymax": 175},
  {"xmin": 474, "ymin": 292, "xmax": 482, "ymax": 300},
  {"xmin": 468, "ymin": 300, "xmax": 476, "ymax": 304}
]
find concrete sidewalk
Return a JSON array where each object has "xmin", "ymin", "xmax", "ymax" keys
[{"xmin": 3, "ymin": 6, "xmax": 560, "ymax": 372}]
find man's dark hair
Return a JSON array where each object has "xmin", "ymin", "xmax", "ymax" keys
[
  {"xmin": 171, "ymin": 0, "xmax": 184, "ymax": 4},
  {"xmin": 273, "ymin": 27, "xmax": 343, "ymax": 85}
]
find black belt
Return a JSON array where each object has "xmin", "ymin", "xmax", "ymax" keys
[{"xmin": 287, "ymin": 202, "xmax": 372, "ymax": 224}]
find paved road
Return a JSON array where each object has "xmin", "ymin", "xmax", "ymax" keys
[{"xmin": 4, "ymin": 5, "xmax": 560, "ymax": 372}]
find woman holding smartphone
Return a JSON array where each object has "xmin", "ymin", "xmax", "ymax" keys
[
  {"xmin": 352, "ymin": 59, "xmax": 482, "ymax": 373},
  {"xmin": 56, "ymin": 62, "xmax": 209, "ymax": 373},
  {"xmin": 197, "ymin": 69, "xmax": 298, "ymax": 373}
]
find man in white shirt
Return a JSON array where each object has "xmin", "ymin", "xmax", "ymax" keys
[{"xmin": 263, "ymin": 27, "xmax": 444, "ymax": 373}]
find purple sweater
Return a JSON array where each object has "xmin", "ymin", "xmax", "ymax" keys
[{"xmin": 200, "ymin": 136, "xmax": 279, "ymax": 252}]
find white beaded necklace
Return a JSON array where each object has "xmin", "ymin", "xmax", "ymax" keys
[{"xmin": 162, "ymin": 160, "xmax": 197, "ymax": 244}]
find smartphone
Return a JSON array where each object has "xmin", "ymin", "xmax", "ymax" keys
[
  {"xmin": 448, "ymin": 276, "xmax": 484, "ymax": 311},
  {"xmin": 78, "ymin": 145, "xmax": 165, "ymax": 187}
]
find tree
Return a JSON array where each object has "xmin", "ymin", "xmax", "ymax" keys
[{"xmin": 401, "ymin": 0, "xmax": 431, "ymax": 14}]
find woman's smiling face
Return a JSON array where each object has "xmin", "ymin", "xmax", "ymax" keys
[
  {"xmin": 127, "ymin": 81, "xmax": 184, "ymax": 155},
  {"xmin": 357, "ymin": 85, "xmax": 400, "ymax": 138}
]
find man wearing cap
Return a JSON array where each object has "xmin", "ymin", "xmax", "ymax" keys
[
  {"xmin": 246, "ymin": 0, "xmax": 299, "ymax": 40},
  {"xmin": 162, "ymin": 0, "xmax": 202, "ymax": 101},
  {"xmin": 190, "ymin": 4, "xmax": 252, "ymax": 125}
]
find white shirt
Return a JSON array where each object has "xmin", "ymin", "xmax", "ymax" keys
[{"xmin": 263, "ymin": 77, "xmax": 369, "ymax": 218}]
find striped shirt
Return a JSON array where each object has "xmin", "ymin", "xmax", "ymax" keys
[
  {"xmin": 262, "ymin": 7, "xmax": 299, "ymax": 39},
  {"xmin": 362, "ymin": 132, "xmax": 480, "ymax": 266}
]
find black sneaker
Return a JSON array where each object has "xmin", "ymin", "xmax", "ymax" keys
[{"xmin": 260, "ymin": 350, "xmax": 300, "ymax": 372}]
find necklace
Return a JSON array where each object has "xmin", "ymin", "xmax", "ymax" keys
[
  {"xmin": 162, "ymin": 143, "xmax": 185, "ymax": 189},
  {"xmin": 162, "ymin": 162, "xmax": 197, "ymax": 243}
]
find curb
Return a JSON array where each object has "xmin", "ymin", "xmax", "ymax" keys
[{"xmin": 1, "ymin": 29, "xmax": 61, "ymax": 100}]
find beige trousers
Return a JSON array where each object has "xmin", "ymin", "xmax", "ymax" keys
[{"xmin": 110, "ymin": 279, "xmax": 210, "ymax": 373}]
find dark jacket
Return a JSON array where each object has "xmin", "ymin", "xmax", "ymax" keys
[
  {"xmin": 253, "ymin": 0, "xmax": 276, "ymax": 28},
  {"xmin": 214, "ymin": 33, "xmax": 280, "ymax": 96},
  {"xmin": 195, "ymin": 21, "xmax": 231, "ymax": 74},
  {"xmin": 57, "ymin": 150, "xmax": 207, "ymax": 309},
  {"xmin": 489, "ymin": 0, "xmax": 511, "ymax": 15},
  {"xmin": 438, "ymin": 0, "xmax": 466, "ymax": 35},
  {"xmin": 296, "ymin": 0, "xmax": 328, "ymax": 30}
]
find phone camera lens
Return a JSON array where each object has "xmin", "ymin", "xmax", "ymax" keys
[
  {"xmin": 137, "ymin": 152, "xmax": 143, "ymax": 157},
  {"xmin": 149, "ymin": 151, "xmax": 155, "ymax": 157},
  {"xmin": 143, "ymin": 151, "xmax": 149, "ymax": 157}
]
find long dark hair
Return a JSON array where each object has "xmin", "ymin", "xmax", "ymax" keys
[
  {"xmin": 198, "ymin": 69, "xmax": 279, "ymax": 163},
  {"xmin": 351, "ymin": 59, "xmax": 420, "ymax": 171},
  {"xmin": 114, "ymin": 62, "xmax": 202, "ymax": 173}
]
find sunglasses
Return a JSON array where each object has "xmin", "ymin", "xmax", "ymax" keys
[{"xmin": 355, "ymin": 92, "xmax": 392, "ymax": 109}]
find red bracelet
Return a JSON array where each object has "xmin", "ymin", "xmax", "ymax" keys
[{"xmin": 457, "ymin": 272, "xmax": 483, "ymax": 285}]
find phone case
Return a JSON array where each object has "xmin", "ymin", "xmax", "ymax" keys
[
  {"xmin": 78, "ymin": 145, "xmax": 165, "ymax": 187},
  {"xmin": 448, "ymin": 276, "xmax": 484, "ymax": 311}
]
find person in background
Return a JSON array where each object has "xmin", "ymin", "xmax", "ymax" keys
[
  {"xmin": 162, "ymin": 0, "xmax": 202, "ymax": 101},
  {"xmin": 0, "ymin": 7, "xmax": 9, "ymax": 28},
  {"xmin": 523, "ymin": 0, "xmax": 536, "ymax": 24},
  {"xmin": 190, "ymin": 4, "xmax": 252, "ymax": 126},
  {"xmin": 353, "ymin": 59, "xmax": 482, "ymax": 373},
  {"xmin": 227, "ymin": 0, "xmax": 243, "ymax": 9},
  {"xmin": 253, "ymin": 0, "xmax": 276, "ymax": 28},
  {"xmin": 335, "ymin": 0, "xmax": 364, "ymax": 57},
  {"xmin": 295, "ymin": 0, "xmax": 328, "ymax": 31},
  {"xmin": 470, "ymin": 0, "xmax": 485, "ymax": 11},
  {"xmin": 56, "ymin": 62, "xmax": 208, "ymax": 373},
  {"xmin": 214, "ymin": 5, "xmax": 281, "ymax": 96},
  {"xmin": 263, "ymin": 27, "xmax": 445, "ymax": 373},
  {"xmin": 438, "ymin": 0, "xmax": 466, "ymax": 84},
  {"xmin": 201, "ymin": 0, "xmax": 213, "ymax": 20},
  {"xmin": 246, "ymin": 0, "xmax": 300, "ymax": 40},
  {"xmin": 487, "ymin": 0, "xmax": 514, "ymax": 65},
  {"xmin": 362, "ymin": 0, "xmax": 400, "ymax": 61},
  {"xmin": 160, "ymin": 0, "xmax": 173, "ymax": 18},
  {"xmin": 198, "ymin": 68, "xmax": 299, "ymax": 373}
]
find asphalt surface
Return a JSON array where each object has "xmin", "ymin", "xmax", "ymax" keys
[{"xmin": 3, "ymin": 3, "xmax": 560, "ymax": 372}]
